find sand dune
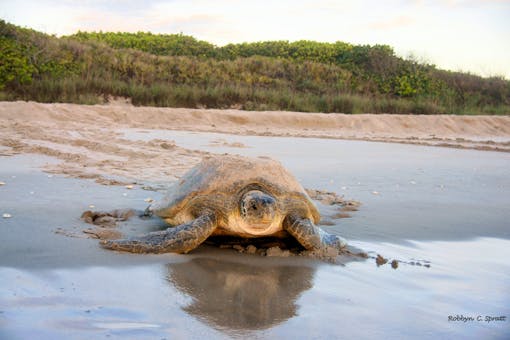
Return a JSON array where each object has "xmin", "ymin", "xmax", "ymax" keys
[
  {"xmin": 1, "ymin": 101, "xmax": 509, "ymax": 184},
  {"xmin": 2, "ymin": 101, "xmax": 509, "ymax": 141}
]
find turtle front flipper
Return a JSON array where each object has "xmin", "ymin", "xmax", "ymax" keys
[
  {"xmin": 283, "ymin": 215, "xmax": 347, "ymax": 252},
  {"xmin": 100, "ymin": 213, "xmax": 217, "ymax": 254}
]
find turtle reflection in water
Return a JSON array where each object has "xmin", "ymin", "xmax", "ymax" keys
[
  {"xmin": 101, "ymin": 155, "xmax": 347, "ymax": 255},
  {"xmin": 167, "ymin": 257, "xmax": 315, "ymax": 330}
]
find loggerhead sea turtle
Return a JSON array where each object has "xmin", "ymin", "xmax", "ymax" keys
[{"xmin": 100, "ymin": 155, "xmax": 347, "ymax": 254}]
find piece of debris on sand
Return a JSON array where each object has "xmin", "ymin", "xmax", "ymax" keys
[
  {"xmin": 80, "ymin": 209, "xmax": 135, "ymax": 227},
  {"xmin": 305, "ymin": 188, "xmax": 361, "ymax": 218},
  {"xmin": 78, "ymin": 209, "xmax": 136, "ymax": 240},
  {"xmin": 266, "ymin": 246, "xmax": 292, "ymax": 257},
  {"xmin": 376, "ymin": 254, "xmax": 389, "ymax": 266}
]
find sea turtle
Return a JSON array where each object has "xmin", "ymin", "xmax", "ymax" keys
[{"xmin": 100, "ymin": 155, "xmax": 347, "ymax": 254}]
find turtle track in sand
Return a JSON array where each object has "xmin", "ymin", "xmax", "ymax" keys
[{"xmin": 0, "ymin": 116, "xmax": 208, "ymax": 186}]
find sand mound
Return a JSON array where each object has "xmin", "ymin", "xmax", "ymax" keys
[{"xmin": 2, "ymin": 101, "xmax": 509, "ymax": 140}]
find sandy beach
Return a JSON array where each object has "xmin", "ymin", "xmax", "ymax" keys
[{"xmin": 1, "ymin": 101, "xmax": 510, "ymax": 338}]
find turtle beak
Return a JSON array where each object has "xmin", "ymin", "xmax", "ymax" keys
[{"xmin": 241, "ymin": 190, "xmax": 276, "ymax": 228}]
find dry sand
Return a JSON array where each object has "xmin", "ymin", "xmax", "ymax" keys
[{"xmin": 1, "ymin": 100, "xmax": 509, "ymax": 184}]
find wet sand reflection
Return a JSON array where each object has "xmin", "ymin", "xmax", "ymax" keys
[{"xmin": 167, "ymin": 257, "xmax": 315, "ymax": 330}]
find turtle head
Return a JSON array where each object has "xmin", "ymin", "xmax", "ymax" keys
[{"xmin": 240, "ymin": 190, "xmax": 276, "ymax": 232}]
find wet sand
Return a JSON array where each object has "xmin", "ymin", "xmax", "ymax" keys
[
  {"xmin": 1, "ymin": 140, "xmax": 510, "ymax": 338},
  {"xmin": 1, "ymin": 102, "xmax": 510, "ymax": 338}
]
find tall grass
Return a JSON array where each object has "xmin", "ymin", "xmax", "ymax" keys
[{"xmin": 13, "ymin": 76, "xmax": 457, "ymax": 114}]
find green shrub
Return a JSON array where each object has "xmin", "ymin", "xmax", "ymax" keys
[{"xmin": 1, "ymin": 19, "xmax": 509, "ymax": 115}]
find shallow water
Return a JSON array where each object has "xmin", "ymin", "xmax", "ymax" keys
[{"xmin": 1, "ymin": 132, "xmax": 510, "ymax": 339}]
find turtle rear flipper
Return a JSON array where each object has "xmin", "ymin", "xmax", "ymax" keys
[
  {"xmin": 283, "ymin": 215, "xmax": 347, "ymax": 251},
  {"xmin": 100, "ymin": 213, "xmax": 217, "ymax": 254}
]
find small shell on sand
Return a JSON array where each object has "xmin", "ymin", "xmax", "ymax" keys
[{"xmin": 2, "ymin": 213, "xmax": 12, "ymax": 218}]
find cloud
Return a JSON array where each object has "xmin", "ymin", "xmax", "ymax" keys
[
  {"xmin": 414, "ymin": 0, "xmax": 510, "ymax": 7},
  {"xmin": 369, "ymin": 16, "xmax": 415, "ymax": 30}
]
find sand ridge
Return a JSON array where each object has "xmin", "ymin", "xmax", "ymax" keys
[{"xmin": 1, "ymin": 101, "xmax": 509, "ymax": 185}]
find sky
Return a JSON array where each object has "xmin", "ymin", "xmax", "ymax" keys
[{"xmin": 1, "ymin": 0, "xmax": 509, "ymax": 78}]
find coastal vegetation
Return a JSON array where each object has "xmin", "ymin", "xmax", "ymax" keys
[{"xmin": 1, "ymin": 20, "xmax": 508, "ymax": 114}]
